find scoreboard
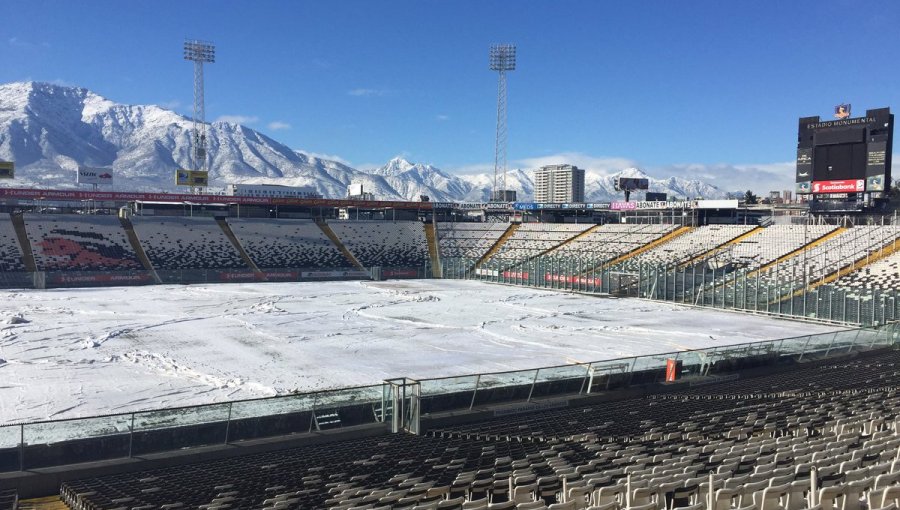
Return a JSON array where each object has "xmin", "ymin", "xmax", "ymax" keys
[{"xmin": 796, "ymin": 107, "xmax": 893, "ymax": 195}]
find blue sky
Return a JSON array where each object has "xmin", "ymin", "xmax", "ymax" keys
[{"xmin": 2, "ymin": 0, "xmax": 899, "ymax": 192}]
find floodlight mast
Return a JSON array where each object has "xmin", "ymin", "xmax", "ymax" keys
[
  {"xmin": 183, "ymin": 40, "xmax": 215, "ymax": 186},
  {"xmin": 490, "ymin": 44, "xmax": 515, "ymax": 202}
]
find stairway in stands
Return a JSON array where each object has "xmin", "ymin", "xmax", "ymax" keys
[
  {"xmin": 678, "ymin": 226, "xmax": 763, "ymax": 268},
  {"xmin": 600, "ymin": 225, "xmax": 693, "ymax": 269},
  {"xmin": 779, "ymin": 235, "xmax": 900, "ymax": 302},
  {"xmin": 471, "ymin": 223, "xmax": 519, "ymax": 271},
  {"xmin": 10, "ymin": 213, "xmax": 37, "ymax": 272},
  {"xmin": 119, "ymin": 216, "xmax": 162, "ymax": 283},
  {"xmin": 316, "ymin": 220, "xmax": 366, "ymax": 271},
  {"xmin": 749, "ymin": 227, "xmax": 846, "ymax": 277},
  {"xmin": 216, "ymin": 218, "xmax": 262, "ymax": 275},
  {"xmin": 424, "ymin": 221, "xmax": 442, "ymax": 278}
]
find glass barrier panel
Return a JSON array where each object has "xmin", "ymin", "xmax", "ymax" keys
[
  {"xmin": 471, "ymin": 370, "xmax": 538, "ymax": 407},
  {"xmin": 23, "ymin": 414, "xmax": 131, "ymax": 445},
  {"xmin": 530, "ymin": 365, "xmax": 590, "ymax": 398},
  {"xmin": 419, "ymin": 375, "xmax": 479, "ymax": 397},
  {"xmin": 230, "ymin": 392, "xmax": 318, "ymax": 420},
  {"xmin": 475, "ymin": 370, "xmax": 537, "ymax": 391},
  {"xmin": 133, "ymin": 402, "xmax": 231, "ymax": 432},
  {"xmin": 805, "ymin": 331, "xmax": 837, "ymax": 354},
  {"xmin": 832, "ymin": 329, "xmax": 860, "ymax": 351},
  {"xmin": 313, "ymin": 385, "xmax": 383, "ymax": 409},
  {"xmin": 0, "ymin": 425, "xmax": 18, "ymax": 449},
  {"xmin": 779, "ymin": 336, "xmax": 810, "ymax": 356}
]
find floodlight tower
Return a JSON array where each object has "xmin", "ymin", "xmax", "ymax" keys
[
  {"xmin": 490, "ymin": 44, "xmax": 515, "ymax": 202},
  {"xmin": 183, "ymin": 39, "xmax": 215, "ymax": 176}
]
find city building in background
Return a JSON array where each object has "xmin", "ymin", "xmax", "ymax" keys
[{"xmin": 534, "ymin": 164, "xmax": 585, "ymax": 203}]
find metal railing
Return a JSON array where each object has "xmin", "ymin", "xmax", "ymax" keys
[
  {"xmin": 1, "ymin": 322, "xmax": 896, "ymax": 472},
  {"xmin": 441, "ymin": 256, "xmax": 900, "ymax": 326}
]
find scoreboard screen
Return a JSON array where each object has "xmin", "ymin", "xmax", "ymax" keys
[{"xmin": 796, "ymin": 107, "xmax": 893, "ymax": 195}]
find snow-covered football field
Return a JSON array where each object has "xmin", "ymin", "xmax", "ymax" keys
[{"xmin": 0, "ymin": 280, "xmax": 838, "ymax": 425}]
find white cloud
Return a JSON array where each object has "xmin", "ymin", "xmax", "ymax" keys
[
  {"xmin": 348, "ymin": 88, "xmax": 386, "ymax": 97},
  {"xmin": 516, "ymin": 152, "xmax": 639, "ymax": 177},
  {"xmin": 444, "ymin": 151, "xmax": 795, "ymax": 193},
  {"xmin": 159, "ymin": 100, "xmax": 181, "ymax": 110},
  {"xmin": 436, "ymin": 114, "xmax": 449, "ymax": 121},
  {"xmin": 267, "ymin": 121, "xmax": 291, "ymax": 131},
  {"xmin": 650, "ymin": 162, "xmax": 796, "ymax": 193},
  {"xmin": 214, "ymin": 115, "xmax": 259, "ymax": 125},
  {"xmin": 8, "ymin": 37, "xmax": 49, "ymax": 49}
]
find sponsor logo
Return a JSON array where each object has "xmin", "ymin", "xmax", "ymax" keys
[
  {"xmin": 798, "ymin": 171, "xmax": 809, "ymax": 177},
  {"xmin": 811, "ymin": 179, "xmax": 865, "ymax": 194},
  {"xmin": 544, "ymin": 274, "xmax": 602, "ymax": 286},
  {"xmin": 834, "ymin": 103, "xmax": 851, "ymax": 119}
]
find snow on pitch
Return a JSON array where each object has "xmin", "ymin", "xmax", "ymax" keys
[{"xmin": 0, "ymin": 280, "xmax": 837, "ymax": 424}]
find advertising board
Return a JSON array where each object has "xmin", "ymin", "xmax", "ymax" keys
[{"xmin": 811, "ymin": 179, "xmax": 865, "ymax": 194}]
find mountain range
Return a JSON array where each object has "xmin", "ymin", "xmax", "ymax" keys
[{"xmin": 0, "ymin": 81, "xmax": 727, "ymax": 202}]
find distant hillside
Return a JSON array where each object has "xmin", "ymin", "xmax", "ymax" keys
[{"xmin": 0, "ymin": 81, "xmax": 728, "ymax": 201}]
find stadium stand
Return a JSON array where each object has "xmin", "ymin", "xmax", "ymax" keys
[
  {"xmin": 58, "ymin": 343, "xmax": 900, "ymax": 510},
  {"xmin": 545, "ymin": 224, "xmax": 677, "ymax": 267},
  {"xmin": 22, "ymin": 214, "xmax": 143, "ymax": 271},
  {"xmin": 227, "ymin": 218, "xmax": 353, "ymax": 269},
  {"xmin": 834, "ymin": 248, "xmax": 900, "ymax": 292},
  {"xmin": 722, "ymin": 225, "xmax": 838, "ymax": 270},
  {"xmin": 0, "ymin": 214, "xmax": 26, "ymax": 271},
  {"xmin": 625, "ymin": 225, "xmax": 757, "ymax": 267},
  {"xmin": 0, "ymin": 489, "xmax": 16, "ymax": 510},
  {"xmin": 131, "ymin": 217, "xmax": 248, "ymax": 270},
  {"xmin": 436, "ymin": 222, "xmax": 510, "ymax": 260},
  {"xmin": 328, "ymin": 221, "xmax": 429, "ymax": 268},
  {"xmin": 759, "ymin": 226, "xmax": 900, "ymax": 289},
  {"xmin": 484, "ymin": 224, "xmax": 593, "ymax": 263}
]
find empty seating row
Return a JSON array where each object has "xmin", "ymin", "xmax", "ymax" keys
[
  {"xmin": 23, "ymin": 214, "xmax": 143, "ymax": 271},
  {"xmin": 0, "ymin": 489, "xmax": 15, "ymax": 510},
  {"xmin": 0, "ymin": 214, "xmax": 26, "ymax": 271},
  {"xmin": 61, "ymin": 347, "xmax": 900, "ymax": 510},
  {"xmin": 722, "ymin": 225, "xmax": 837, "ymax": 270},
  {"xmin": 626, "ymin": 225, "xmax": 757, "ymax": 267},
  {"xmin": 228, "ymin": 219, "xmax": 353, "ymax": 269},
  {"xmin": 131, "ymin": 217, "xmax": 247, "ymax": 270},
  {"xmin": 759, "ymin": 227, "xmax": 900, "ymax": 290},
  {"xmin": 545, "ymin": 224, "xmax": 677, "ymax": 267},
  {"xmin": 486, "ymin": 224, "xmax": 593, "ymax": 263},
  {"xmin": 834, "ymin": 246, "xmax": 900, "ymax": 292},
  {"xmin": 437, "ymin": 223, "xmax": 510, "ymax": 260},
  {"xmin": 329, "ymin": 221, "xmax": 429, "ymax": 268}
]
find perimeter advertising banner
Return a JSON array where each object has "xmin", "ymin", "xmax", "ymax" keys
[
  {"xmin": 77, "ymin": 166, "xmax": 113, "ymax": 186},
  {"xmin": 0, "ymin": 161, "xmax": 13, "ymax": 179},
  {"xmin": 811, "ymin": 179, "xmax": 865, "ymax": 194},
  {"xmin": 175, "ymin": 169, "xmax": 209, "ymax": 187}
]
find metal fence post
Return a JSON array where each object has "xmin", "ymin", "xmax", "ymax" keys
[
  {"xmin": 19, "ymin": 424, "xmax": 24, "ymax": 471},
  {"xmin": 798, "ymin": 335, "xmax": 813, "ymax": 362},
  {"xmin": 224, "ymin": 402, "xmax": 232, "ymax": 445},
  {"xmin": 469, "ymin": 374, "xmax": 481, "ymax": 410},
  {"xmin": 128, "ymin": 413, "xmax": 135, "ymax": 458},
  {"xmin": 527, "ymin": 369, "xmax": 540, "ymax": 402},
  {"xmin": 823, "ymin": 332, "xmax": 838, "ymax": 358}
]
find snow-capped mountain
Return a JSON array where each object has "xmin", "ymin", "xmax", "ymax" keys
[{"xmin": 0, "ymin": 81, "xmax": 727, "ymax": 201}]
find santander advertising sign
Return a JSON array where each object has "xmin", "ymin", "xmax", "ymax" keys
[{"xmin": 811, "ymin": 179, "xmax": 865, "ymax": 194}]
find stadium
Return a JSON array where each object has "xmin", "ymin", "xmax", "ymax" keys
[
  {"xmin": 3, "ymin": 3, "xmax": 900, "ymax": 510},
  {"xmin": 3, "ymin": 132, "xmax": 900, "ymax": 510}
]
